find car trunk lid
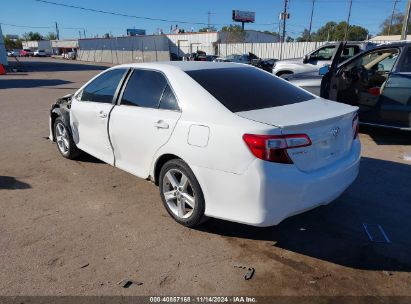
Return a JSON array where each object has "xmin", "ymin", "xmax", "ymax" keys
[{"xmin": 236, "ymin": 98, "xmax": 358, "ymax": 172}]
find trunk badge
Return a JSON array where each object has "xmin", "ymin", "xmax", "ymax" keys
[{"xmin": 330, "ymin": 127, "xmax": 340, "ymax": 137}]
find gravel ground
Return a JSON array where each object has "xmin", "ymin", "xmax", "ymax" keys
[{"xmin": 0, "ymin": 57, "xmax": 411, "ymax": 297}]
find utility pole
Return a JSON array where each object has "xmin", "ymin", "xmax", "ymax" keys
[
  {"xmin": 344, "ymin": 0, "xmax": 353, "ymax": 41},
  {"xmin": 207, "ymin": 11, "xmax": 215, "ymax": 31},
  {"xmin": 401, "ymin": 0, "xmax": 411, "ymax": 40},
  {"xmin": 279, "ymin": 0, "xmax": 289, "ymax": 60},
  {"xmin": 308, "ymin": 0, "xmax": 315, "ymax": 41},
  {"xmin": 83, "ymin": 28, "xmax": 86, "ymax": 39},
  {"xmin": 282, "ymin": 0, "xmax": 288, "ymax": 43},
  {"xmin": 78, "ymin": 31, "xmax": 82, "ymax": 39},
  {"xmin": 388, "ymin": 0, "xmax": 399, "ymax": 36},
  {"xmin": 55, "ymin": 21, "xmax": 60, "ymax": 40}
]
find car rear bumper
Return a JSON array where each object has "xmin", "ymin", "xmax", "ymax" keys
[{"xmin": 193, "ymin": 139, "xmax": 361, "ymax": 227}]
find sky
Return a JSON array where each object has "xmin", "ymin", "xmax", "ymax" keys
[{"xmin": 0, "ymin": 0, "xmax": 408, "ymax": 39}]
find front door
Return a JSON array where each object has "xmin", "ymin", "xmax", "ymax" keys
[
  {"xmin": 109, "ymin": 69, "xmax": 181, "ymax": 178},
  {"xmin": 322, "ymin": 46, "xmax": 403, "ymax": 126},
  {"xmin": 70, "ymin": 68, "xmax": 128, "ymax": 164},
  {"xmin": 379, "ymin": 48, "xmax": 411, "ymax": 128}
]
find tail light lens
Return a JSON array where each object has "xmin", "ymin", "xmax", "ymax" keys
[
  {"xmin": 352, "ymin": 113, "xmax": 359, "ymax": 139},
  {"xmin": 243, "ymin": 134, "xmax": 312, "ymax": 164}
]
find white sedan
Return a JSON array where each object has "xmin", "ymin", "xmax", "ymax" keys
[{"xmin": 49, "ymin": 62, "xmax": 361, "ymax": 227}]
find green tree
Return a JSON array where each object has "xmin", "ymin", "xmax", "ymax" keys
[
  {"xmin": 3, "ymin": 36, "xmax": 22, "ymax": 50},
  {"xmin": 296, "ymin": 29, "xmax": 312, "ymax": 42},
  {"xmin": 199, "ymin": 26, "xmax": 217, "ymax": 32},
  {"xmin": 313, "ymin": 21, "xmax": 368, "ymax": 41},
  {"xmin": 44, "ymin": 32, "xmax": 57, "ymax": 40},
  {"xmin": 379, "ymin": 12, "xmax": 410, "ymax": 35},
  {"xmin": 22, "ymin": 31, "xmax": 43, "ymax": 41},
  {"xmin": 220, "ymin": 25, "xmax": 246, "ymax": 43}
]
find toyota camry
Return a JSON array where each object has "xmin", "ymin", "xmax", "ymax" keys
[{"xmin": 49, "ymin": 62, "xmax": 361, "ymax": 227}]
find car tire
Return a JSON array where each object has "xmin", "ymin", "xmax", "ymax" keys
[
  {"xmin": 159, "ymin": 159, "xmax": 207, "ymax": 227},
  {"xmin": 53, "ymin": 117, "xmax": 81, "ymax": 159}
]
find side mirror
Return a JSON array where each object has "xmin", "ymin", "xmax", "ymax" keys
[
  {"xmin": 303, "ymin": 54, "xmax": 310, "ymax": 64},
  {"xmin": 319, "ymin": 65, "xmax": 330, "ymax": 76}
]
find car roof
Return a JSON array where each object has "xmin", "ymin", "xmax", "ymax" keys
[
  {"xmin": 376, "ymin": 41, "xmax": 411, "ymax": 48},
  {"xmin": 115, "ymin": 61, "xmax": 248, "ymax": 72}
]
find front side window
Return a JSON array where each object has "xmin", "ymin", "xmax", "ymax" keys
[
  {"xmin": 121, "ymin": 69, "xmax": 168, "ymax": 108},
  {"xmin": 343, "ymin": 48, "xmax": 400, "ymax": 74},
  {"xmin": 311, "ymin": 46, "xmax": 335, "ymax": 61},
  {"xmin": 81, "ymin": 69, "xmax": 127, "ymax": 103},
  {"xmin": 186, "ymin": 67, "xmax": 313, "ymax": 112}
]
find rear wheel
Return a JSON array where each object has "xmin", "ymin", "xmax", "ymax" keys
[
  {"xmin": 159, "ymin": 159, "xmax": 207, "ymax": 227},
  {"xmin": 54, "ymin": 117, "xmax": 81, "ymax": 159}
]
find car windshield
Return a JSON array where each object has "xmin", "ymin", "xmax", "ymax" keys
[{"xmin": 186, "ymin": 67, "xmax": 314, "ymax": 112}]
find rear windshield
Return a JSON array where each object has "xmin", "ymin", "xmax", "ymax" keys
[{"xmin": 186, "ymin": 67, "xmax": 313, "ymax": 112}]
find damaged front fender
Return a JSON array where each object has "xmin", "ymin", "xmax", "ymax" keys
[{"xmin": 49, "ymin": 93, "xmax": 73, "ymax": 141}]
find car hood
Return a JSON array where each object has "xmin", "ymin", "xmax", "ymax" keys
[{"xmin": 276, "ymin": 57, "xmax": 303, "ymax": 64}]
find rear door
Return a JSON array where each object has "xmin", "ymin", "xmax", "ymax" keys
[
  {"xmin": 109, "ymin": 69, "xmax": 181, "ymax": 178},
  {"xmin": 70, "ymin": 68, "xmax": 128, "ymax": 164},
  {"xmin": 379, "ymin": 47, "xmax": 411, "ymax": 128}
]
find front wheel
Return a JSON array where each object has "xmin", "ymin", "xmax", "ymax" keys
[
  {"xmin": 159, "ymin": 159, "xmax": 207, "ymax": 227},
  {"xmin": 54, "ymin": 117, "xmax": 81, "ymax": 159}
]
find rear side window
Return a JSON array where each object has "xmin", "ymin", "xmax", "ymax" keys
[
  {"xmin": 186, "ymin": 67, "xmax": 313, "ymax": 112},
  {"xmin": 159, "ymin": 85, "xmax": 179, "ymax": 111},
  {"xmin": 81, "ymin": 69, "xmax": 126, "ymax": 103},
  {"xmin": 121, "ymin": 69, "xmax": 167, "ymax": 108}
]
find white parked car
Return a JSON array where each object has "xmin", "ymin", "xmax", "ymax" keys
[
  {"xmin": 33, "ymin": 49, "xmax": 47, "ymax": 57},
  {"xmin": 7, "ymin": 50, "xmax": 20, "ymax": 57},
  {"xmin": 49, "ymin": 62, "xmax": 361, "ymax": 227}
]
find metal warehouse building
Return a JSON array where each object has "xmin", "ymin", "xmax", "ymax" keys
[{"xmin": 166, "ymin": 30, "xmax": 279, "ymax": 58}]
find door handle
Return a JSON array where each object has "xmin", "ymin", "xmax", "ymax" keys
[
  {"xmin": 98, "ymin": 110, "xmax": 108, "ymax": 118},
  {"xmin": 154, "ymin": 120, "xmax": 169, "ymax": 129}
]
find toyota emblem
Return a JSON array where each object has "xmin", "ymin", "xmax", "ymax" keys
[{"xmin": 330, "ymin": 127, "xmax": 340, "ymax": 137}]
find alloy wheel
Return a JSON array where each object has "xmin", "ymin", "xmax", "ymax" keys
[
  {"xmin": 162, "ymin": 169, "xmax": 196, "ymax": 219},
  {"xmin": 55, "ymin": 122, "xmax": 70, "ymax": 155}
]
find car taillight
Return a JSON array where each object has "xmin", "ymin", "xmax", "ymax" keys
[
  {"xmin": 352, "ymin": 113, "xmax": 359, "ymax": 139},
  {"xmin": 243, "ymin": 134, "xmax": 312, "ymax": 164}
]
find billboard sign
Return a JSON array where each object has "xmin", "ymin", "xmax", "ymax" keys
[
  {"xmin": 232, "ymin": 10, "xmax": 255, "ymax": 23},
  {"xmin": 127, "ymin": 29, "xmax": 146, "ymax": 36}
]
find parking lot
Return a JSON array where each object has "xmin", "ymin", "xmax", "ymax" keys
[{"xmin": 1, "ymin": 57, "xmax": 411, "ymax": 296}]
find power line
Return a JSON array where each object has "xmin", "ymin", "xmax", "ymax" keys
[
  {"xmin": 34, "ymin": 0, "xmax": 216, "ymax": 26},
  {"xmin": 0, "ymin": 22, "xmax": 52, "ymax": 29}
]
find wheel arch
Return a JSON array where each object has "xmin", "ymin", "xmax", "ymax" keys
[
  {"xmin": 50, "ymin": 108, "xmax": 70, "ymax": 142},
  {"xmin": 153, "ymin": 153, "xmax": 182, "ymax": 186},
  {"xmin": 276, "ymin": 70, "xmax": 294, "ymax": 77}
]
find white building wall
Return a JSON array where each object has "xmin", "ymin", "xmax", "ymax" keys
[
  {"xmin": 51, "ymin": 39, "xmax": 79, "ymax": 49},
  {"xmin": 22, "ymin": 40, "xmax": 52, "ymax": 54},
  {"xmin": 218, "ymin": 41, "xmax": 327, "ymax": 59},
  {"xmin": 77, "ymin": 35, "xmax": 170, "ymax": 64},
  {"xmin": 0, "ymin": 25, "xmax": 7, "ymax": 66},
  {"xmin": 166, "ymin": 31, "xmax": 278, "ymax": 56},
  {"xmin": 166, "ymin": 32, "xmax": 218, "ymax": 57}
]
